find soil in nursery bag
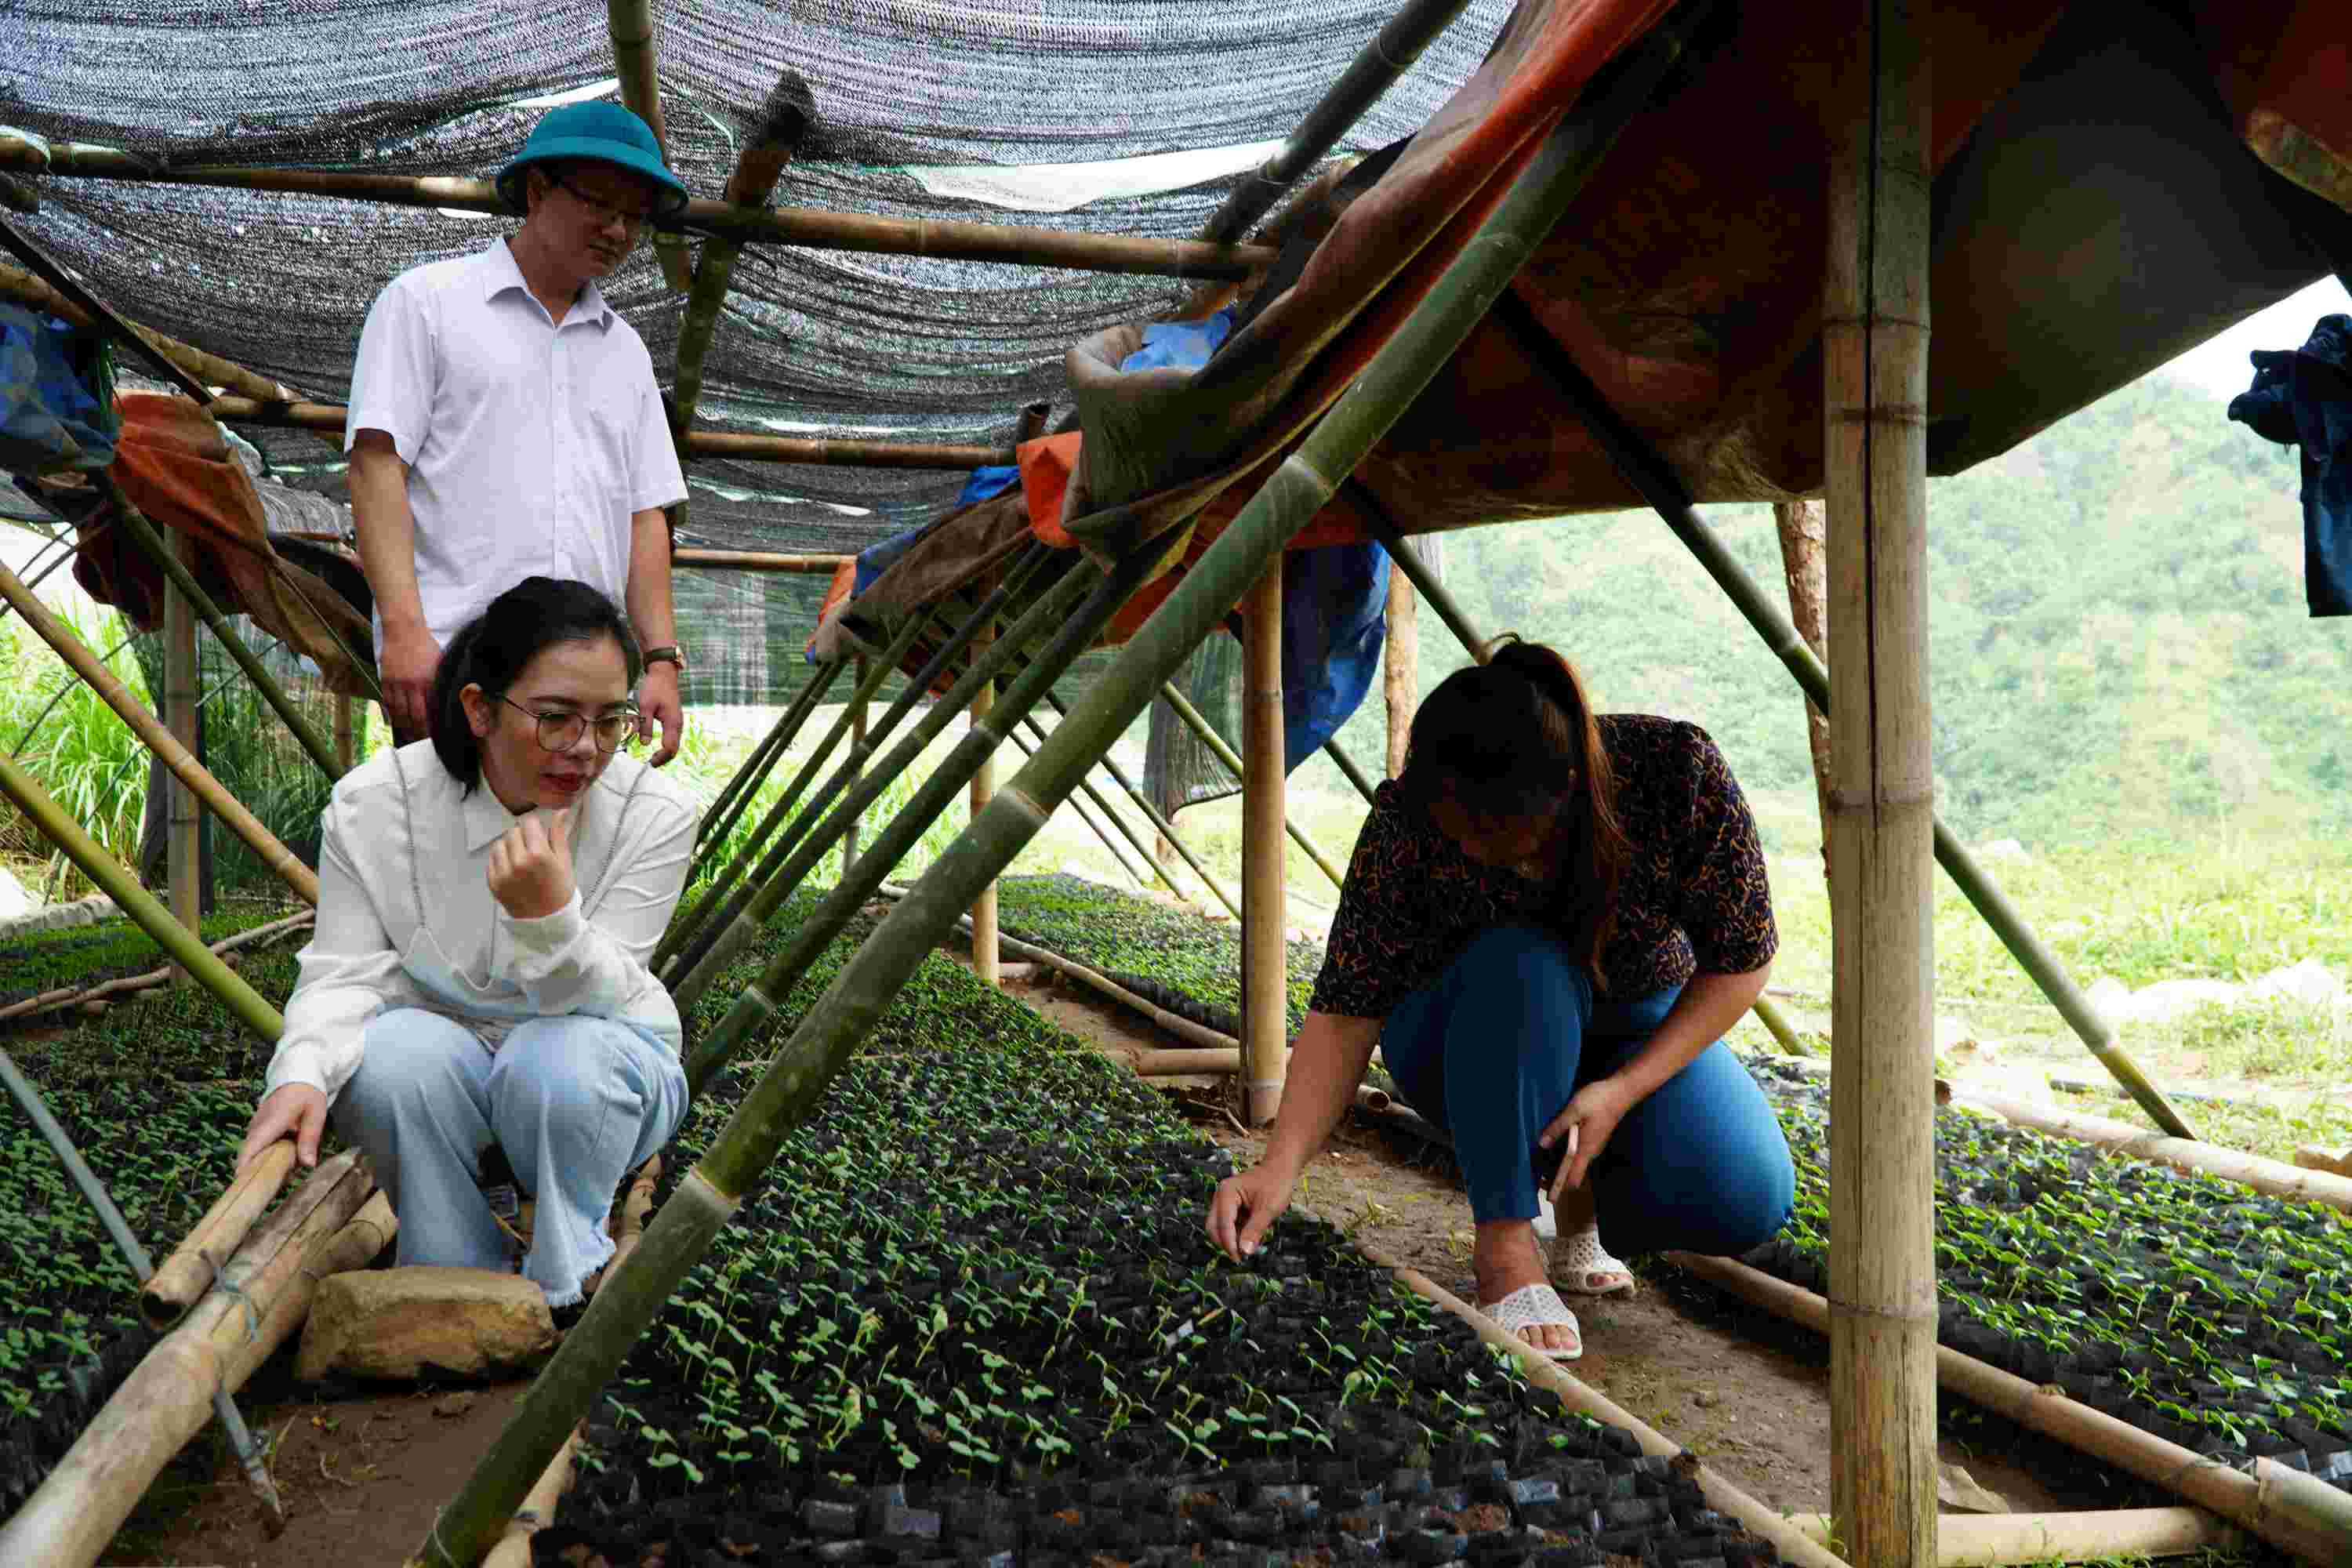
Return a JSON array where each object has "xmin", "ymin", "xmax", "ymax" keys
[
  {"xmin": 992, "ymin": 873, "xmax": 1322, "ymax": 1041},
  {"xmin": 1736, "ymin": 1058, "xmax": 2352, "ymax": 1489},
  {"xmin": 557, "ymin": 906, "xmax": 1788, "ymax": 1566}
]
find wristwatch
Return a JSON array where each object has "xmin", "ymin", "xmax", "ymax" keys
[{"xmin": 644, "ymin": 644, "xmax": 687, "ymax": 673}]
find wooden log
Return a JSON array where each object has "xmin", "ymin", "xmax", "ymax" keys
[
  {"xmin": 1384, "ymin": 550, "xmax": 1417, "ymax": 778},
  {"xmin": 1668, "ymin": 1252, "xmax": 2351, "ymax": 1566},
  {"xmin": 140, "ymin": 1142, "xmax": 297, "ymax": 1329},
  {"xmin": 0, "ymin": 1158, "xmax": 380, "ymax": 1568},
  {"xmin": 480, "ymin": 1424, "xmax": 586, "ymax": 1568},
  {"xmin": 0, "ymin": 138, "xmax": 1273, "ymax": 281},
  {"xmin": 1787, "ymin": 1507, "xmax": 2243, "ymax": 1565},
  {"xmin": 1241, "ymin": 564, "xmax": 1287, "ymax": 1127},
  {"xmin": 1773, "ymin": 499, "xmax": 1833, "ymax": 874},
  {"xmin": 1361, "ymin": 1243, "xmax": 1855, "ymax": 1568},
  {"xmin": 1824, "ymin": 2, "xmax": 1936, "ymax": 1561},
  {"xmin": 2292, "ymin": 1145, "xmax": 2352, "ymax": 1180},
  {"xmin": 1951, "ymin": 1087, "xmax": 2352, "ymax": 1214}
]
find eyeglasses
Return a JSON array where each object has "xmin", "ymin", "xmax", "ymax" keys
[
  {"xmin": 550, "ymin": 172, "xmax": 659, "ymax": 229},
  {"xmin": 500, "ymin": 696, "xmax": 638, "ymax": 753}
]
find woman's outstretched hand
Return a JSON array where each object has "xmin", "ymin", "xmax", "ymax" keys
[
  {"xmin": 1207, "ymin": 1162, "xmax": 1299, "ymax": 1262},
  {"xmin": 238, "ymin": 1083, "xmax": 328, "ymax": 1175},
  {"xmin": 488, "ymin": 805, "xmax": 576, "ymax": 920},
  {"xmin": 1540, "ymin": 1076, "xmax": 1636, "ymax": 1202}
]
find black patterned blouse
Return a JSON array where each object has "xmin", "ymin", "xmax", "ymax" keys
[{"xmin": 1309, "ymin": 714, "xmax": 1777, "ymax": 1018}]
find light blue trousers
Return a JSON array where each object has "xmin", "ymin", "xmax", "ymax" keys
[{"xmin": 333, "ymin": 1008, "xmax": 688, "ymax": 1308}]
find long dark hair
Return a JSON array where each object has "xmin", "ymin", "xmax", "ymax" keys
[
  {"xmin": 1396, "ymin": 637, "xmax": 1630, "ymax": 976},
  {"xmin": 428, "ymin": 576, "xmax": 641, "ymax": 795}
]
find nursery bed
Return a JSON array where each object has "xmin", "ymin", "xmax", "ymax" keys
[{"xmin": 0, "ymin": 898, "xmax": 305, "ymax": 1022}]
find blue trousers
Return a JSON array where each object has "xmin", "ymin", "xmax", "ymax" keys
[
  {"xmin": 1381, "ymin": 925, "xmax": 1793, "ymax": 1251},
  {"xmin": 334, "ymin": 1009, "xmax": 687, "ymax": 1307}
]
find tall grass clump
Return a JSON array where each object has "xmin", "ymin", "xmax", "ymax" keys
[{"xmin": 1, "ymin": 601, "xmax": 151, "ymax": 891}]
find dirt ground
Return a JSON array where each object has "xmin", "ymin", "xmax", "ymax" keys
[{"xmin": 96, "ymin": 953, "xmax": 2084, "ymax": 1566}]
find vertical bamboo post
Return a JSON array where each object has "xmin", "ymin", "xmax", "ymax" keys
[
  {"xmin": 1824, "ymin": 2, "xmax": 1936, "ymax": 1563},
  {"xmin": 1242, "ymin": 565, "xmax": 1287, "ymax": 1125},
  {"xmin": 970, "ymin": 622, "xmax": 1000, "ymax": 985},
  {"xmin": 842, "ymin": 657, "xmax": 868, "ymax": 871},
  {"xmin": 1384, "ymin": 553, "xmax": 1418, "ymax": 777},
  {"xmin": 608, "ymin": 0, "xmax": 694, "ymax": 292},
  {"xmin": 1774, "ymin": 499, "xmax": 1834, "ymax": 875},
  {"xmin": 165, "ymin": 531, "xmax": 201, "ymax": 982},
  {"xmin": 332, "ymin": 693, "xmax": 355, "ymax": 771}
]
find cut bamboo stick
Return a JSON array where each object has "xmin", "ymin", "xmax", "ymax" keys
[
  {"xmin": 141, "ymin": 1142, "xmax": 297, "ymax": 1329},
  {"xmin": 1951, "ymin": 1086, "xmax": 2352, "ymax": 1214},
  {"xmin": 1786, "ymin": 1507, "xmax": 2243, "ymax": 1565},
  {"xmin": 1669, "ymin": 1251, "xmax": 2351, "ymax": 1567},
  {"xmin": 1241, "ymin": 564, "xmax": 1288, "ymax": 1127},
  {"xmin": 0, "ymin": 557, "xmax": 321, "ymax": 906},
  {"xmin": 1362, "ymin": 1243, "xmax": 1855, "ymax": 1568},
  {"xmin": 673, "ymin": 549, "xmax": 850, "ymax": 573},
  {"xmin": 1384, "ymin": 557, "xmax": 1418, "ymax": 778},
  {"xmin": 1040, "ymin": 688, "xmax": 1242, "ymax": 920},
  {"xmin": 0, "ymin": 138, "xmax": 1274, "ymax": 281},
  {"xmin": 0, "ymin": 1157, "xmax": 380, "ymax": 1568},
  {"xmin": 479, "ymin": 1424, "xmax": 586, "ymax": 1568}
]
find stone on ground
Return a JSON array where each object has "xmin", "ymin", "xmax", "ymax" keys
[{"xmin": 296, "ymin": 1266, "xmax": 555, "ymax": 1381}]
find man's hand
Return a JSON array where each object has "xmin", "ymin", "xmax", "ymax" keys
[
  {"xmin": 1539, "ymin": 1075, "xmax": 1639, "ymax": 1201},
  {"xmin": 238, "ymin": 1083, "xmax": 329, "ymax": 1174},
  {"xmin": 488, "ymin": 805, "xmax": 577, "ymax": 920},
  {"xmin": 380, "ymin": 622, "xmax": 443, "ymax": 739},
  {"xmin": 1206, "ymin": 1160, "xmax": 1300, "ymax": 1261},
  {"xmin": 637, "ymin": 662, "xmax": 683, "ymax": 767}
]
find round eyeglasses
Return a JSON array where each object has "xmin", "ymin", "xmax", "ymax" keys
[{"xmin": 500, "ymin": 696, "xmax": 638, "ymax": 753}]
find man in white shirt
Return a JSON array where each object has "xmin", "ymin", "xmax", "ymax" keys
[{"xmin": 347, "ymin": 100, "xmax": 692, "ymax": 764}]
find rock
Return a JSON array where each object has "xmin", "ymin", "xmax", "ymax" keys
[
  {"xmin": 433, "ymin": 1391, "xmax": 477, "ymax": 1418},
  {"xmin": 2124, "ymin": 978, "xmax": 2245, "ymax": 1025},
  {"xmin": 2250, "ymin": 958, "xmax": 2342, "ymax": 1010},
  {"xmin": 0, "ymin": 865, "xmax": 31, "ymax": 921},
  {"xmin": 296, "ymin": 1266, "xmax": 556, "ymax": 1381},
  {"xmin": 1693, "ymin": 1390, "xmax": 1719, "ymax": 1409},
  {"xmin": 1936, "ymin": 1461, "xmax": 2010, "ymax": 1515},
  {"xmin": 1975, "ymin": 838, "xmax": 2031, "ymax": 865}
]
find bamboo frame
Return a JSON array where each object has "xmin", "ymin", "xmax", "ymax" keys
[
  {"xmin": 0, "ymin": 557, "xmax": 321, "ymax": 906},
  {"xmin": 1788, "ymin": 1508, "xmax": 2243, "ymax": 1565},
  {"xmin": 479, "ymin": 1426, "xmax": 584, "ymax": 1568},
  {"xmin": 1010, "ymin": 714, "xmax": 1167, "ymax": 894},
  {"xmin": 1322, "ymin": 735, "xmax": 1381, "ymax": 806},
  {"xmin": 0, "ymin": 140, "xmax": 1275, "ymax": 282},
  {"xmin": 606, "ymin": 0, "xmax": 694, "ymax": 292},
  {"xmin": 1241, "ymin": 564, "xmax": 1287, "ymax": 1126},
  {"xmin": 970, "ymin": 618, "xmax": 1001, "ymax": 985},
  {"xmin": 417, "ymin": 37, "xmax": 1693, "ymax": 1553},
  {"xmin": 1484, "ymin": 299, "xmax": 2201, "ymax": 1142},
  {"xmin": 0, "ymin": 214, "xmax": 212, "ymax": 403},
  {"xmin": 0, "ymin": 1158, "xmax": 383, "ymax": 1568},
  {"xmin": 842, "ymin": 658, "xmax": 867, "ymax": 870},
  {"xmin": 1824, "ymin": 7, "xmax": 1937, "ymax": 1558},
  {"xmin": 1670, "ymin": 1252, "xmax": 2352, "ymax": 1566},
  {"xmin": 0, "ymin": 263, "xmax": 307, "ymax": 406},
  {"xmin": 1036, "ymin": 688, "xmax": 1241, "ymax": 920},
  {"xmin": 141, "ymin": 1142, "xmax": 298, "ymax": 1329},
  {"xmin": 1773, "ymin": 498, "xmax": 1835, "ymax": 866},
  {"xmin": 691, "ymin": 657, "xmax": 840, "ymax": 853},
  {"xmin": 672, "ymin": 548, "xmax": 850, "ymax": 573},
  {"xmin": 164, "ymin": 525, "xmax": 202, "ymax": 982},
  {"xmin": 1157, "ymin": 679, "xmax": 1346, "ymax": 892},
  {"xmin": 1384, "ymin": 551, "xmax": 1418, "ymax": 777},
  {"xmin": 671, "ymin": 90, "xmax": 808, "ymax": 430}
]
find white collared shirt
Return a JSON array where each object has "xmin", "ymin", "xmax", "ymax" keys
[
  {"xmin": 263, "ymin": 740, "xmax": 698, "ymax": 1103},
  {"xmin": 345, "ymin": 238, "xmax": 688, "ymax": 651}
]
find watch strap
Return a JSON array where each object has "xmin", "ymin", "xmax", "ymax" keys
[{"xmin": 643, "ymin": 644, "xmax": 686, "ymax": 671}]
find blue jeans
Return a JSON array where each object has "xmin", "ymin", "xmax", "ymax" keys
[
  {"xmin": 334, "ymin": 1009, "xmax": 688, "ymax": 1307},
  {"xmin": 1381, "ymin": 925, "xmax": 1793, "ymax": 1252}
]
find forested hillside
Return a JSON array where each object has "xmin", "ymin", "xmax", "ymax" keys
[{"xmin": 1324, "ymin": 370, "xmax": 2352, "ymax": 851}]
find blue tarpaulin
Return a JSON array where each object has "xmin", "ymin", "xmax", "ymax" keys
[
  {"xmin": 2228, "ymin": 313, "xmax": 2352, "ymax": 618},
  {"xmin": 0, "ymin": 305, "xmax": 117, "ymax": 477}
]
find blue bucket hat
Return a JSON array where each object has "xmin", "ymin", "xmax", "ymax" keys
[{"xmin": 495, "ymin": 101, "xmax": 690, "ymax": 219}]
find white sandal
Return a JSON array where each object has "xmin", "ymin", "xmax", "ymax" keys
[
  {"xmin": 1552, "ymin": 1225, "xmax": 1637, "ymax": 1297},
  {"xmin": 1478, "ymin": 1282, "xmax": 1584, "ymax": 1362}
]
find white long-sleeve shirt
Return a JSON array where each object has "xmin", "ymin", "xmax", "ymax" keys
[{"xmin": 263, "ymin": 741, "xmax": 697, "ymax": 1103}]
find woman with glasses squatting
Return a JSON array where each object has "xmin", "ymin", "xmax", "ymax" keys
[{"xmin": 237, "ymin": 577, "xmax": 695, "ymax": 1317}]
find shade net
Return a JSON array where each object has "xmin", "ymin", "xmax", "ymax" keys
[{"xmin": 6, "ymin": 0, "xmax": 1516, "ymax": 706}]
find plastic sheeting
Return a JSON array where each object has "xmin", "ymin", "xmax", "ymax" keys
[{"xmin": 0, "ymin": 304, "xmax": 116, "ymax": 476}]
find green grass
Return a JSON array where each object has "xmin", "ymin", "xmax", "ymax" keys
[{"xmin": 2, "ymin": 601, "xmax": 154, "ymax": 887}]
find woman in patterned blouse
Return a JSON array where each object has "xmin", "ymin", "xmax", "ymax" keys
[{"xmin": 1206, "ymin": 639, "xmax": 1793, "ymax": 1359}]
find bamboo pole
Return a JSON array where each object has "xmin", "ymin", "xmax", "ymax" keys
[
  {"xmin": 0, "ymin": 214, "xmax": 212, "ymax": 403},
  {"xmin": 108, "ymin": 481, "xmax": 349, "ymax": 783},
  {"xmin": 1949, "ymin": 1085, "xmax": 2352, "ymax": 1214},
  {"xmin": 606, "ymin": 0, "xmax": 694, "ymax": 292},
  {"xmin": 602, "ymin": 1156, "xmax": 662, "ymax": 1283},
  {"xmin": 0, "ymin": 753, "xmax": 288, "ymax": 1043},
  {"xmin": 1352, "ymin": 492, "xmax": 1489, "ymax": 659},
  {"xmin": 416, "ymin": 27, "xmax": 1693, "ymax": 1557},
  {"xmin": 1750, "ymin": 993, "xmax": 1814, "ymax": 1057},
  {"xmin": 1670, "ymin": 1252, "xmax": 2351, "ymax": 1567},
  {"xmin": 1027, "ymin": 687, "xmax": 1239, "ymax": 918},
  {"xmin": 970, "ymin": 619, "xmax": 1000, "ymax": 986},
  {"xmin": 1823, "ymin": 3, "xmax": 1937, "ymax": 1560},
  {"xmin": 1323, "ymin": 737, "xmax": 1381, "ymax": 806},
  {"xmin": 165, "ymin": 527, "xmax": 201, "ymax": 983},
  {"xmin": 479, "ymin": 1426, "xmax": 584, "ymax": 1568},
  {"xmin": 0, "ymin": 1044, "xmax": 285, "ymax": 1527},
  {"xmin": 1483, "ymin": 307, "xmax": 2201, "ymax": 1145},
  {"xmin": 0, "ymin": 138, "xmax": 1274, "ymax": 281},
  {"xmin": 0, "ymin": 263, "xmax": 307, "ymax": 405},
  {"xmin": 1158, "ymin": 680, "xmax": 1346, "ymax": 892},
  {"xmin": 1384, "ymin": 554, "xmax": 1418, "ymax": 777},
  {"xmin": 841, "ymin": 659, "xmax": 868, "ymax": 871},
  {"xmin": 1785, "ymin": 1508, "xmax": 2244, "ymax": 1565},
  {"xmin": 673, "ymin": 549, "xmax": 851, "ymax": 573},
  {"xmin": 690, "ymin": 656, "xmax": 840, "ymax": 856},
  {"xmin": 1361, "ymin": 1244, "xmax": 1856, "ymax": 1568},
  {"xmin": 1004, "ymin": 720, "xmax": 1156, "ymax": 891},
  {"xmin": 0, "ymin": 560, "xmax": 321, "ymax": 906},
  {"xmin": 672, "ymin": 89, "xmax": 808, "ymax": 430},
  {"xmin": 1242, "ymin": 564, "xmax": 1287, "ymax": 1127},
  {"xmin": 1773, "ymin": 499, "xmax": 1835, "ymax": 873},
  {"xmin": 2294, "ymin": 1145, "xmax": 2352, "ymax": 1180},
  {"xmin": 0, "ymin": 1159, "xmax": 382, "ymax": 1568},
  {"xmin": 333, "ymin": 693, "xmax": 355, "ymax": 771},
  {"xmin": 141, "ymin": 1142, "xmax": 298, "ymax": 1329}
]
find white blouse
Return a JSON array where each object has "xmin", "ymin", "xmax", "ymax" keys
[{"xmin": 263, "ymin": 741, "xmax": 697, "ymax": 1103}]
